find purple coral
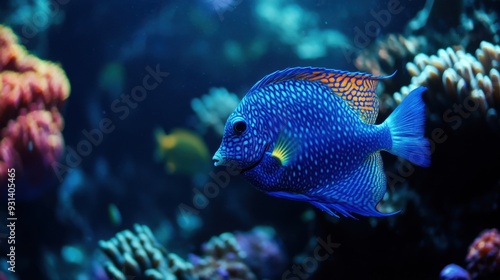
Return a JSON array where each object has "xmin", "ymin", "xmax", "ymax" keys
[{"xmin": 234, "ymin": 226, "xmax": 287, "ymax": 279}]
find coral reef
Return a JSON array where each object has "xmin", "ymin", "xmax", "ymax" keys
[
  {"xmin": 353, "ymin": 34, "xmax": 429, "ymax": 114},
  {"xmin": 192, "ymin": 232, "xmax": 257, "ymax": 280},
  {"xmin": 466, "ymin": 228, "xmax": 500, "ymax": 279},
  {"xmin": 440, "ymin": 228, "xmax": 500, "ymax": 280},
  {"xmin": 254, "ymin": 0, "xmax": 350, "ymax": 60},
  {"xmin": 233, "ymin": 226, "xmax": 286, "ymax": 278},
  {"xmin": 99, "ymin": 224, "xmax": 194, "ymax": 280},
  {"xmin": 405, "ymin": 0, "xmax": 499, "ymax": 50},
  {"xmin": 0, "ymin": 0, "xmax": 67, "ymax": 50},
  {"xmin": 191, "ymin": 87, "xmax": 240, "ymax": 136},
  {"xmin": 356, "ymin": 0, "xmax": 500, "ymax": 116},
  {"xmin": 390, "ymin": 41, "xmax": 500, "ymax": 129},
  {"xmin": 355, "ymin": 34, "xmax": 427, "ymax": 78},
  {"xmin": 0, "ymin": 0, "xmax": 64, "ymax": 30},
  {"xmin": 459, "ymin": 1, "xmax": 500, "ymax": 48},
  {"xmin": 56, "ymin": 168, "xmax": 93, "ymax": 238},
  {"xmin": 0, "ymin": 24, "xmax": 70, "ymax": 196},
  {"xmin": 99, "ymin": 224, "xmax": 258, "ymax": 280}
]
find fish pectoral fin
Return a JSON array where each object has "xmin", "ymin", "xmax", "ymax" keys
[{"xmin": 271, "ymin": 130, "xmax": 300, "ymax": 166}]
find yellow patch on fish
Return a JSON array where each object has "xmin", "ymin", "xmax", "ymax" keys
[{"xmin": 271, "ymin": 130, "xmax": 299, "ymax": 166}]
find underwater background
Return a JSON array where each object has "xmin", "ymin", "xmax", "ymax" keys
[{"xmin": 1, "ymin": 0, "xmax": 500, "ymax": 279}]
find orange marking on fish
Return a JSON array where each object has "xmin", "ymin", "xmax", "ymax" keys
[
  {"xmin": 310, "ymin": 73, "xmax": 326, "ymax": 81},
  {"xmin": 341, "ymin": 78, "xmax": 348, "ymax": 87}
]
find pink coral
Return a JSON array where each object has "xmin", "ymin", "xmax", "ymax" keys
[{"xmin": 0, "ymin": 25, "xmax": 70, "ymax": 196}]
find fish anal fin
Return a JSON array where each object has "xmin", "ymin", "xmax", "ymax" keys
[{"xmin": 307, "ymin": 152, "xmax": 398, "ymax": 218}]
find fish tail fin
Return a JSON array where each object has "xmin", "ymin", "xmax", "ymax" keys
[{"xmin": 383, "ymin": 87, "xmax": 431, "ymax": 167}]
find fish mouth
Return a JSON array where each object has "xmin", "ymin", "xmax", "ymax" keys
[
  {"xmin": 212, "ymin": 143, "xmax": 270, "ymax": 174},
  {"xmin": 240, "ymin": 143, "xmax": 270, "ymax": 174},
  {"xmin": 212, "ymin": 152, "xmax": 226, "ymax": 167}
]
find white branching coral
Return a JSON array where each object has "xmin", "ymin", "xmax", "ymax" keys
[
  {"xmin": 191, "ymin": 87, "xmax": 240, "ymax": 136},
  {"xmin": 254, "ymin": 0, "xmax": 350, "ymax": 60},
  {"xmin": 393, "ymin": 41, "xmax": 500, "ymax": 127},
  {"xmin": 99, "ymin": 224, "xmax": 193, "ymax": 280}
]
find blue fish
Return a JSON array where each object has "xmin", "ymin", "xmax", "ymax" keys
[{"xmin": 212, "ymin": 67, "xmax": 430, "ymax": 218}]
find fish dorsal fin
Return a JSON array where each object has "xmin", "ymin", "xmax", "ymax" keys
[{"xmin": 249, "ymin": 67, "xmax": 394, "ymax": 124}]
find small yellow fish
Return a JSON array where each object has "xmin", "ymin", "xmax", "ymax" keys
[{"xmin": 154, "ymin": 128, "xmax": 210, "ymax": 176}]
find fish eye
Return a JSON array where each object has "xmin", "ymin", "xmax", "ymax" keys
[{"xmin": 233, "ymin": 120, "xmax": 247, "ymax": 134}]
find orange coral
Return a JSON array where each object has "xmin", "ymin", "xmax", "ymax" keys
[{"xmin": 0, "ymin": 25, "xmax": 70, "ymax": 196}]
